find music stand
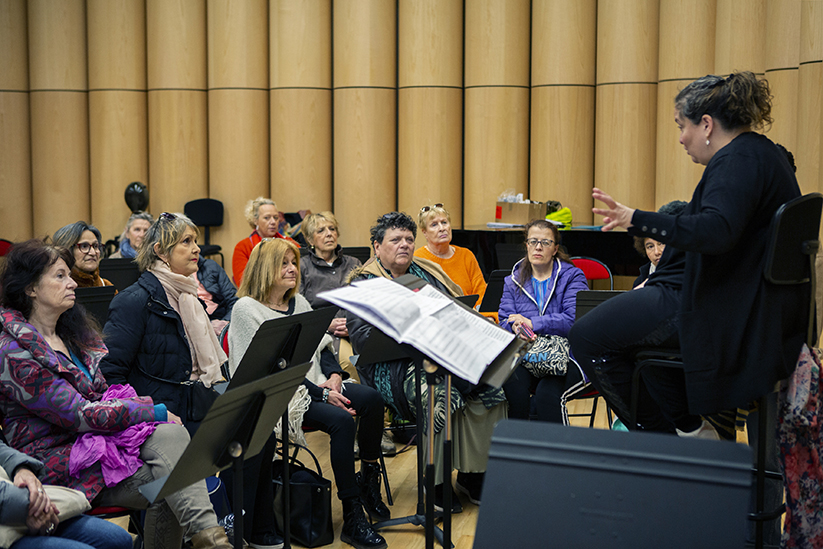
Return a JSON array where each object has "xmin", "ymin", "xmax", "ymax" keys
[
  {"xmin": 226, "ymin": 307, "xmax": 337, "ymax": 549},
  {"xmin": 478, "ymin": 270, "xmax": 507, "ymax": 313},
  {"xmin": 352, "ymin": 276, "xmax": 528, "ymax": 549},
  {"xmin": 227, "ymin": 307, "xmax": 337, "ymax": 390},
  {"xmin": 138, "ymin": 364, "xmax": 310, "ymax": 549},
  {"xmin": 99, "ymin": 258, "xmax": 140, "ymax": 291},
  {"xmin": 74, "ymin": 286, "xmax": 117, "ymax": 326}
]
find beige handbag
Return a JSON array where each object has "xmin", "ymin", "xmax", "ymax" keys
[{"xmin": 0, "ymin": 466, "xmax": 91, "ymax": 548}]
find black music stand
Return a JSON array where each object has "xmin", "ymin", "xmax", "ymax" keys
[
  {"xmin": 351, "ymin": 275, "xmax": 528, "ymax": 549},
  {"xmin": 138, "ymin": 364, "xmax": 310, "ymax": 549},
  {"xmin": 478, "ymin": 270, "xmax": 507, "ymax": 313},
  {"xmin": 226, "ymin": 307, "xmax": 337, "ymax": 549}
]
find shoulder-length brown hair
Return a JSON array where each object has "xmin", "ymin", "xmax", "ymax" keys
[
  {"xmin": 516, "ymin": 219, "xmax": 572, "ymax": 288},
  {"xmin": 238, "ymin": 238, "xmax": 301, "ymax": 304}
]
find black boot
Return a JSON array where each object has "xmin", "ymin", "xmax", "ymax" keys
[
  {"xmin": 340, "ymin": 498, "xmax": 387, "ymax": 549},
  {"xmin": 358, "ymin": 461, "xmax": 391, "ymax": 522}
]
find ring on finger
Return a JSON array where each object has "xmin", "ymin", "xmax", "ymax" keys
[{"xmin": 46, "ymin": 523, "xmax": 55, "ymax": 535}]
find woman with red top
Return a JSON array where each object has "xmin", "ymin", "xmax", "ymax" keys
[{"xmin": 231, "ymin": 197, "xmax": 297, "ymax": 285}]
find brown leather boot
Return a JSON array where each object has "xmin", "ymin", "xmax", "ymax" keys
[{"xmin": 190, "ymin": 526, "xmax": 233, "ymax": 549}]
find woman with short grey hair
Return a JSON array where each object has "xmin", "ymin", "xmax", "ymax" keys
[{"xmin": 110, "ymin": 211, "xmax": 154, "ymax": 259}]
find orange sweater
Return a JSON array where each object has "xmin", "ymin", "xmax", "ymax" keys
[
  {"xmin": 232, "ymin": 230, "xmax": 297, "ymax": 285},
  {"xmin": 414, "ymin": 245, "xmax": 497, "ymax": 321}
]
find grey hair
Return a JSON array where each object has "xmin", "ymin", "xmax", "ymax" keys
[
  {"xmin": 136, "ymin": 213, "xmax": 199, "ymax": 272},
  {"xmin": 53, "ymin": 221, "xmax": 103, "ymax": 249},
  {"xmin": 369, "ymin": 212, "xmax": 417, "ymax": 246},
  {"xmin": 119, "ymin": 212, "xmax": 154, "ymax": 242},
  {"xmin": 244, "ymin": 197, "xmax": 277, "ymax": 229}
]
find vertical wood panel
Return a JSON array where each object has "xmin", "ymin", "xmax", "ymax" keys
[
  {"xmin": 147, "ymin": 0, "xmax": 208, "ymax": 214},
  {"xmin": 656, "ymin": 0, "xmax": 716, "ymax": 207},
  {"xmin": 270, "ymin": 0, "xmax": 332, "ymax": 218},
  {"xmin": 0, "ymin": 0, "xmax": 31, "ymax": 240},
  {"xmin": 28, "ymin": 0, "xmax": 89, "ymax": 237},
  {"xmin": 763, "ymin": 0, "xmax": 800, "ymax": 155},
  {"xmin": 334, "ymin": 89, "xmax": 397, "ymax": 247},
  {"xmin": 531, "ymin": 0, "xmax": 596, "ymax": 224},
  {"xmin": 88, "ymin": 0, "xmax": 148, "ymax": 242},
  {"xmin": 208, "ymin": 0, "xmax": 269, "ymax": 259},
  {"xmin": 464, "ymin": 0, "xmax": 530, "ymax": 228},
  {"xmin": 797, "ymin": 0, "xmax": 823, "ymax": 194},
  {"xmin": 715, "ymin": 0, "xmax": 766, "ymax": 75},
  {"xmin": 595, "ymin": 0, "xmax": 658, "ymax": 212},
  {"xmin": 333, "ymin": 0, "xmax": 396, "ymax": 246},
  {"xmin": 398, "ymin": 0, "xmax": 463, "ymax": 231}
]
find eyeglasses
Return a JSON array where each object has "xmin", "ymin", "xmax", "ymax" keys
[
  {"xmin": 76, "ymin": 242, "xmax": 101, "ymax": 254},
  {"xmin": 420, "ymin": 203, "xmax": 444, "ymax": 213},
  {"xmin": 526, "ymin": 238, "xmax": 555, "ymax": 248},
  {"xmin": 159, "ymin": 212, "xmax": 177, "ymax": 222}
]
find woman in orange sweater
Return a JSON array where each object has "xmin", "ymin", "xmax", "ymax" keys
[{"xmin": 413, "ymin": 204, "xmax": 493, "ymax": 319}]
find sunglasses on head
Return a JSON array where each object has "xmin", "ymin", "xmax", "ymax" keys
[
  {"xmin": 420, "ymin": 203, "xmax": 444, "ymax": 213},
  {"xmin": 159, "ymin": 212, "xmax": 177, "ymax": 222}
]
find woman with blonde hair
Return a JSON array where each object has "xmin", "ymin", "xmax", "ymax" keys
[
  {"xmin": 229, "ymin": 238, "xmax": 388, "ymax": 549},
  {"xmin": 109, "ymin": 212, "xmax": 154, "ymax": 259},
  {"xmin": 231, "ymin": 197, "xmax": 296, "ymax": 285}
]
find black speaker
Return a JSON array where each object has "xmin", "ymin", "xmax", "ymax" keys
[{"xmin": 475, "ymin": 420, "xmax": 752, "ymax": 549}]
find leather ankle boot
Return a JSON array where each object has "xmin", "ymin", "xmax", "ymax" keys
[
  {"xmin": 358, "ymin": 461, "xmax": 391, "ymax": 522},
  {"xmin": 190, "ymin": 526, "xmax": 233, "ymax": 549},
  {"xmin": 340, "ymin": 498, "xmax": 387, "ymax": 549}
]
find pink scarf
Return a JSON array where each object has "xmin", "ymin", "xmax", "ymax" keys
[{"xmin": 150, "ymin": 261, "xmax": 226, "ymax": 387}]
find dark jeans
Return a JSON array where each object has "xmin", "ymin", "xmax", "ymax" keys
[
  {"xmin": 302, "ymin": 382, "xmax": 384, "ymax": 500},
  {"xmin": 568, "ymin": 285, "xmax": 696, "ymax": 433},
  {"xmin": 220, "ymin": 431, "xmax": 277, "ymax": 542},
  {"xmin": 11, "ymin": 515, "xmax": 133, "ymax": 549},
  {"xmin": 502, "ymin": 366, "xmax": 566, "ymax": 423}
]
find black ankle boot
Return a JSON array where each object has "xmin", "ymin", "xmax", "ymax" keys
[
  {"xmin": 340, "ymin": 498, "xmax": 387, "ymax": 549},
  {"xmin": 358, "ymin": 461, "xmax": 391, "ymax": 522}
]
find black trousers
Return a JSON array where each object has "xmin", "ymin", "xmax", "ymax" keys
[
  {"xmin": 568, "ymin": 285, "xmax": 696, "ymax": 432},
  {"xmin": 302, "ymin": 382, "xmax": 384, "ymax": 500},
  {"xmin": 502, "ymin": 366, "xmax": 566, "ymax": 423}
]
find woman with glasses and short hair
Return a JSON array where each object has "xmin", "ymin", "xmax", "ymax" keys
[
  {"xmin": 498, "ymin": 219, "xmax": 588, "ymax": 423},
  {"xmin": 53, "ymin": 222, "xmax": 113, "ymax": 288}
]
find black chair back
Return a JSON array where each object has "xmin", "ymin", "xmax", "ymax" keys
[
  {"xmin": 478, "ymin": 269, "xmax": 508, "ymax": 313},
  {"xmin": 99, "ymin": 258, "xmax": 141, "ymax": 292},
  {"xmin": 342, "ymin": 246, "xmax": 371, "ymax": 264},
  {"xmin": 184, "ymin": 198, "xmax": 225, "ymax": 266},
  {"xmin": 763, "ymin": 192, "xmax": 823, "ymax": 345},
  {"xmin": 494, "ymin": 243, "xmax": 523, "ymax": 271}
]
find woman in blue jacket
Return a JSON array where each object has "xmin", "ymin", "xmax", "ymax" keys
[{"xmin": 498, "ymin": 219, "xmax": 588, "ymax": 422}]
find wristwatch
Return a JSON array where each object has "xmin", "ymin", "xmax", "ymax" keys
[{"xmin": 322, "ymin": 388, "xmax": 330, "ymax": 404}]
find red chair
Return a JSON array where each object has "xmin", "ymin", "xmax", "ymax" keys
[
  {"xmin": 0, "ymin": 239, "xmax": 13, "ymax": 257},
  {"xmin": 571, "ymin": 256, "xmax": 614, "ymax": 290}
]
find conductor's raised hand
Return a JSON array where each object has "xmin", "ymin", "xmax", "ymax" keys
[{"xmin": 592, "ymin": 188, "xmax": 635, "ymax": 232}]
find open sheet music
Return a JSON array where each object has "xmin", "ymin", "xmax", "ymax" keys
[{"xmin": 318, "ymin": 277, "xmax": 515, "ymax": 384}]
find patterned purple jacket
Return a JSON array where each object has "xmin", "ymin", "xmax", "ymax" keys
[{"xmin": 0, "ymin": 307, "xmax": 157, "ymax": 501}]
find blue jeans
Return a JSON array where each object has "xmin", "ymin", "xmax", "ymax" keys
[{"xmin": 11, "ymin": 514, "xmax": 132, "ymax": 549}]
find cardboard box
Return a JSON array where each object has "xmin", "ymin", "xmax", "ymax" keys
[{"xmin": 495, "ymin": 201, "xmax": 547, "ymax": 225}]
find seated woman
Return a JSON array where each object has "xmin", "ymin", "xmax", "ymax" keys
[
  {"xmin": 300, "ymin": 211, "xmax": 362, "ymax": 380},
  {"xmin": 109, "ymin": 212, "xmax": 153, "ymax": 259},
  {"xmin": 632, "ymin": 201, "xmax": 687, "ymax": 288},
  {"xmin": 52, "ymin": 222, "xmax": 113, "ymax": 288},
  {"xmin": 498, "ymin": 219, "xmax": 588, "ymax": 423},
  {"xmin": 0, "ymin": 240, "xmax": 231, "ymax": 549},
  {"xmin": 413, "ymin": 203, "xmax": 494, "ymax": 319},
  {"xmin": 100, "ymin": 213, "xmax": 227, "ymax": 434},
  {"xmin": 229, "ymin": 238, "xmax": 388, "ymax": 549},
  {"xmin": 232, "ymin": 197, "xmax": 297, "ymax": 286},
  {"xmin": 0, "ymin": 438, "xmax": 133, "ymax": 549},
  {"xmin": 347, "ymin": 212, "xmax": 507, "ymax": 511}
]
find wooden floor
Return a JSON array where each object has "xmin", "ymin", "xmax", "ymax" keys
[{"xmin": 112, "ymin": 398, "xmax": 753, "ymax": 548}]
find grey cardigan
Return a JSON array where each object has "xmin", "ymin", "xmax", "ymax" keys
[{"xmin": 0, "ymin": 440, "xmax": 43, "ymax": 526}]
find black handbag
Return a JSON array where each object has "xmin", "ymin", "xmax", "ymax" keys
[
  {"xmin": 184, "ymin": 380, "xmax": 220, "ymax": 422},
  {"xmin": 273, "ymin": 444, "xmax": 334, "ymax": 548}
]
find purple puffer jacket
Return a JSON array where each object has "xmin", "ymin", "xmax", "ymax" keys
[
  {"xmin": 0, "ymin": 307, "xmax": 157, "ymax": 501},
  {"xmin": 498, "ymin": 258, "xmax": 588, "ymax": 337}
]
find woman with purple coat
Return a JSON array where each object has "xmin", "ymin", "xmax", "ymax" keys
[{"xmin": 498, "ymin": 219, "xmax": 588, "ymax": 422}]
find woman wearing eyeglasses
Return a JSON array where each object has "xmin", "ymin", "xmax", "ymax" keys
[
  {"xmin": 413, "ymin": 204, "xmax": 493, "ymax": 319},
  {"xmin": 498, "ymin": 219, "xmax": 588, "ymax": 422},
  {"xmin": 52, "ymin": 222, "xmax": 113, "ymax": 288}
]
